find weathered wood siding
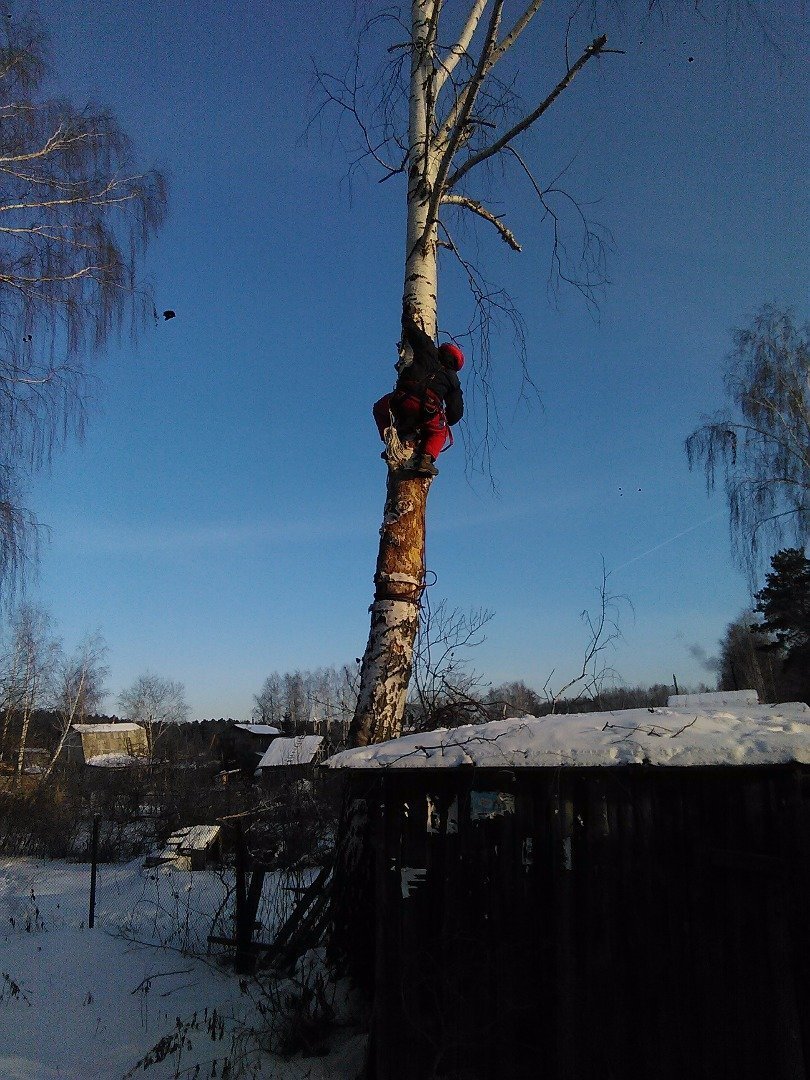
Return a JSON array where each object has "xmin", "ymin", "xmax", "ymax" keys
[{"xmin": 357, "ymin": 765, "xmax": 809, "ymax": 1080}]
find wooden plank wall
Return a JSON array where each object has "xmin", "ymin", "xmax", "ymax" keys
[{"xmin": 367, "ymin": 765, "xmax": 809, "ymax": 1080}]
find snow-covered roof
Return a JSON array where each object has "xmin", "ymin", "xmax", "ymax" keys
[
  {"xmin": 257, "ymin": 735, "xmax": 323, "ymax": 768},
  {"xmin": 73, "ymin": 722, "xmax": 143, "ymax": 734},
  {"xmin": 234, "ymin": 723, "xmax": 281, "ymax": 736},
  {"xmin": 166, "ymin": 825, "xmax": 221, "ymax": 852},
  {"xmin": 326, "ymin": 699, "xmax": 810, "ymax": 771},
  {"xmin": 667, "ymin": 689, "xmax": 759, "ymax": 708}
]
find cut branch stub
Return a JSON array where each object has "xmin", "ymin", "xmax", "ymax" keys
[{"xmin": 348, "ymin": 470, "xmax": 432, "ymax": 747}]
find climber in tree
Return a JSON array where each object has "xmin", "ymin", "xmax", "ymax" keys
[{"xmin": 373, "ymin": 303, "xmax": 464, "ymax": 476}]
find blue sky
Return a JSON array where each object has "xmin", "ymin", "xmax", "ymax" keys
[{"xmin": 18, "ymin": 0, "xmax": 808, "ymax": 718}]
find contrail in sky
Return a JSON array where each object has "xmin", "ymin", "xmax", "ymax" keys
[{"xmin": 610, "ymin": 511, "xmax": 726, "ymax": 576}]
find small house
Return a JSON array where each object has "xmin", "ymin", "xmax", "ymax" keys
[
  {"xmin": 230, "ymin": 723, "xmax": 282, "ymax": 774},
  {"xmin": 255, "ymin": 735, "xmax": 324, "ymax": 783},
  {"xmin": 63, "ymin": 722, "xmax": 148, "ymax": 766},
  {"xmin": 327, "ymin": 692, "xmax": 810, "ymax": 1080},
  {"xmin": 145, "ymin": 824, "xmax": 223, "ymax": 871}
]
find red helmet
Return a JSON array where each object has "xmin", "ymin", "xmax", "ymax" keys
[{"xmin": 439, "ymin": 342, "xmax": 464, "ymax": 371}]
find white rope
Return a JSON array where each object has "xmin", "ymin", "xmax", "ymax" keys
[{"xmin": 383, "ymin": 424, "xmax": 415, "ymax": 469}]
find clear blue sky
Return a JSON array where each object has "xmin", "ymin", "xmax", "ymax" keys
[{"xmin": 21, "ymin": 0, "xmax": 808, "ymax": 718}]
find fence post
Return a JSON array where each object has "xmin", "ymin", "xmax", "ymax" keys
[
  {"xmin": 88, "ymin": 814, "xmax": 100, "ymax": 929},
  {"xmin": 233, "ymin": 820, "xmax": 255, "ymax": 974}
]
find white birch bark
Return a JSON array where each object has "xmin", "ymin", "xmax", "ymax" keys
[
  {"xmin": 403, "ymin": 0, "xmax": 439, "ymax": 335},
  {"xmin": 349, "ymin": 0, "xmax": 441, "ymax": 748}
]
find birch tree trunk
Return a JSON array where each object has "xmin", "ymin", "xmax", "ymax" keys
[{"xmin": 348, "ymin": 0, "xmax": 440, "ymax": 748}]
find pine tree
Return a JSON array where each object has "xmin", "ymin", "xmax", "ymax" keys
[
  {"xmin": 753, "ymin": 549, "xmax": 810, "ymax": 654},
  {"xmin": 752, "ymin": 548, "xmax": 810, "ymax": 703}
]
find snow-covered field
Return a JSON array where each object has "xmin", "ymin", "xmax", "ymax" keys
[{"xmin": 0, "ymin": 858, "xmax": 366, "ymax": 1079}]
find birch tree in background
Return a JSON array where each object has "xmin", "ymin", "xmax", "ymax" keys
[
  {"xmin": 118, "ymin": 672, "xmax": 190, "ymax": 762},
  {"xmin": 686, "ymin": 305, "xmax": 809, "ymax": 584},
  {"xmin": 43, "ymin": 631, "xmax": 109, "ymax": 780},
  {"xmin": 0, "ymin": 602, "xmax": 58, "ymax": 773},
  {"xmin": 0, "ymin": 14, "xmax": 167, "ymax": 604}
]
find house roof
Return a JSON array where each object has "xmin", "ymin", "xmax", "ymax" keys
[
  {"xmin": 73, "ymin": 723, "xmax": 143, "ymax": 734},
  {"xmin": 326, "ymin": 693, "xmax": 810, "ymax": 771},
  {"xmin": 234, "ymin": 723, "xmax": 281, "ymax": 736},
  {"xmin": 166, "ymin": 825, "xmax": 221, "ymax": 852},
  {"xmin": 257, "ymin": 735, "xmax": 323, "ymax": 768}
]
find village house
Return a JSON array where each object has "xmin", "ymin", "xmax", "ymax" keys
[
  {"xmin": 255, "ymin": 734, "xmax": 325, "ymax": 783},
  {"xmin": 62, "ymin": 722, "xmax": 148, "ymax": 767},
  {"xmin": 229, "ymin": 723, "xmax": 282, "ymax": 775}
]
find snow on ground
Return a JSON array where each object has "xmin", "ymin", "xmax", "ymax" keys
[
  {"xmin": 0, "ymin": 858, "xmax": 366, "ymax": 1079},
  {"xmin": 85, "ymin": 753, "xmax": 146, "ymax": 768},
  {"xmin": 327, "ymin": 697, "xmax": 810, "ymax": 770}
]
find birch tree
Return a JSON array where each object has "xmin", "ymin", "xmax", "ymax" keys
[
  {"xmin": 338, "ymin": 1, "xmax": 611, "ymax": 746},
  {"xmin": 118, "ymin": 671, "xmax": 189, "ymax": 762},
  {"xmin": 42, "ymin": 631, "xmax": 108, "ymax": 780},
  {"xmin": 686, "ymin": 305, "xmax": 809, "ymax": 583},
  {"xmin": 318, "ymin": 1, "xmax": 781, "ymax": 749},
  {"xmin": 0, "ymin": 602, "xmax": 58, "ymax": 773},
  {"xmin": 0, "ymin": 15, "xmax": 167, "ymax": 603}
]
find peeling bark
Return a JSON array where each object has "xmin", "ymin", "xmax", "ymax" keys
[
  {"xmin": 349, "ymin": 470, "xmax": 432, "ymax": 746},
  {"xmin": 347, "ymin": 0, "xmax": 440, "ymax": 750}
]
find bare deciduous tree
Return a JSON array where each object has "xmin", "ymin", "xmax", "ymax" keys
[
  {"xmin": 715, "ymin": 611, "xmax": 781, "ymax": 702},
  {"xmin": 686, "ymin": 304, "xmax": 809, "ymax": 583},
  {"xmin": 42, "ymin": 631, "xmax": 109, "ymax": 780},
  {"xmin": 410, "ymin": 597, "xmax": 494, "ymax": 731},
  {"xmin": 0, "ymin": 14, "xmax": 167, "ymax": 603},
  {"xmin": 335, "ymin": 1, "xmax": 614, "ymax": 748},
  {"xmin": 118, "ymin": 672, "xmax": 189, "ymax": 762},
  {"xmin": 253, "ymin": 665, "xmax": 359, "ymax": 747},
  {"xmin": 0, "ymin": 602, "xmax": 58, "ymax": 774},
  {"xmin": 541, "ymin": 563, "xmax": 629, "ymax": 710}
]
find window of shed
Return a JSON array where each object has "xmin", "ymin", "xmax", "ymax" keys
[{"xmin": 470, "ymin": 790, "xmax": 515, "ymax": 821}]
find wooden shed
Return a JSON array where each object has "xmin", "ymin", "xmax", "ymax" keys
[
  {"xmin": 255, "ymin": 735, "xmax": 324, "ymax": 783},
  {"xmin": 231, "ymin": 723, "xmax": 282, "ymax": 774},
  {"xmin": 145, "ymin": 824, "xmax": 223, "ymax": 871},
  {"xmin": 63, "ymin": 722, "xmax": 148, "ymax": 766},
  {"xmin": 327, "ymin": 693, "xmax": 810, "ymax": 1080}
]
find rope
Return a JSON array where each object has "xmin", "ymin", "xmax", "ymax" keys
[{"xmin": 382, "ymin": 422, "xmax": 415, "ymax": 469}]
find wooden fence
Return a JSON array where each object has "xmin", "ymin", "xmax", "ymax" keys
[{"xmin": 354, "ymin": 764, "xmax": 809, "ymax": 1080}]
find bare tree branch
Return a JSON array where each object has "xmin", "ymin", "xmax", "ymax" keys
[
  {"xmin": 491, "ymin": 0, "xmax": 547, "ymax": 66},
  {"xmin": 420, "ymin": 1, "xmax": 505, "ymax": 254},
  {"xmin": 543, "ymin": 561, "xmax": 630, "ymax": 710},
  {"xmin": 440, "ymin": 192, "xmax": 522, "ymax": 249},
  {"xmin": 445, "ymin": 34, "xmax": 607, "ymax": 191},
  {"xmin": 434, "ymin": 0, "xmax": 490, "ymax": 94}
]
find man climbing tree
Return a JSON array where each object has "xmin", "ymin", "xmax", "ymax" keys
[{"xmin": 372, "ymin": 302, "xmax": 464, "ymax": 478}]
